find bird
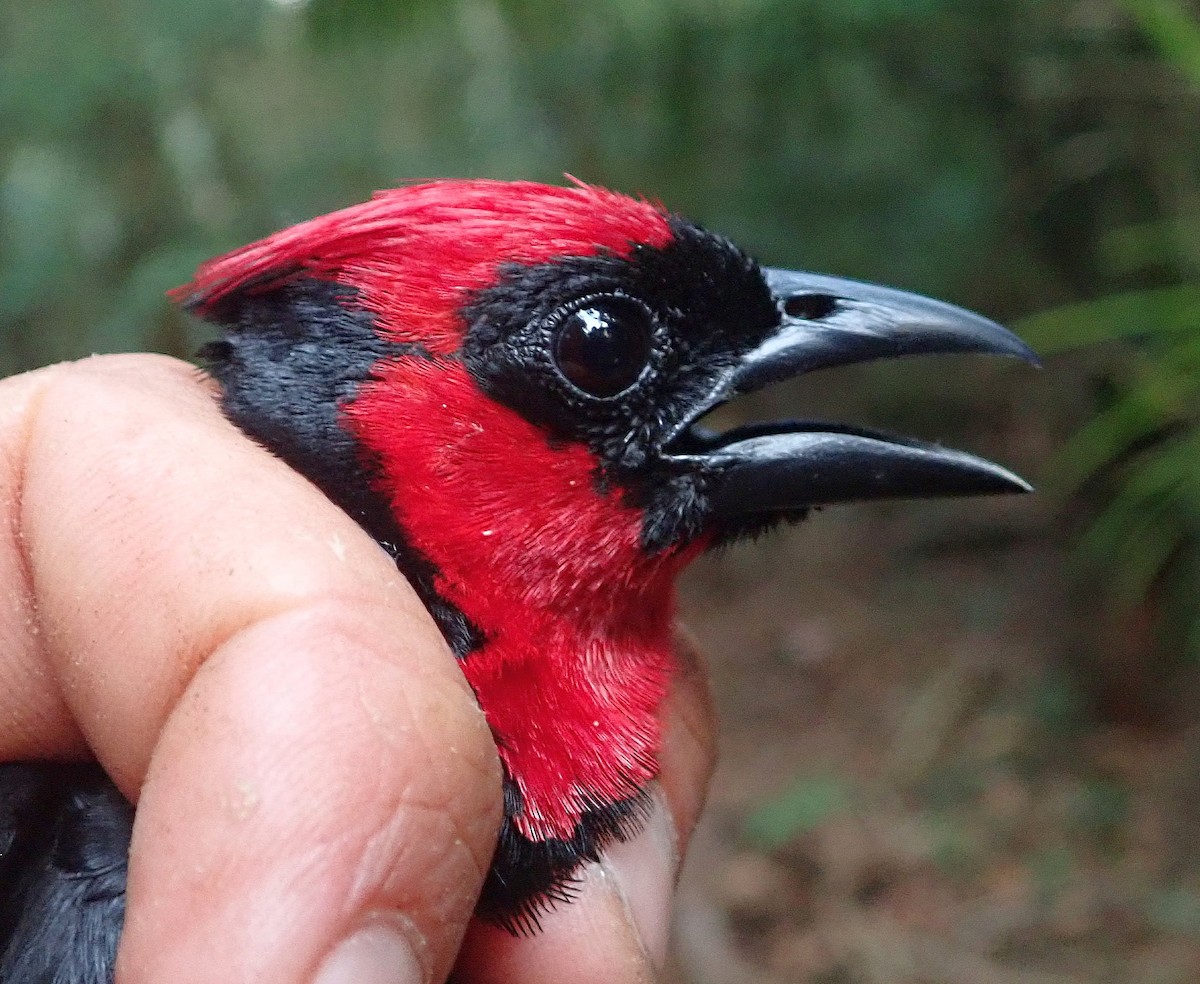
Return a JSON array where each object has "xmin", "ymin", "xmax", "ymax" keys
[{"xmin": 0, "ymin": 178, "xmax": 1035, "ymax": 983}]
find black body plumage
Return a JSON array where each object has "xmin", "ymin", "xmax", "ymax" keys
[{"xmin": 0, "ymin": 764, "xmax": 129, "ymax": 984}]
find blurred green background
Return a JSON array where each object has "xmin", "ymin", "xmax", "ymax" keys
[{"xmin": 2, "ymin": 1, "xmax": 1198, "ymax": 981}]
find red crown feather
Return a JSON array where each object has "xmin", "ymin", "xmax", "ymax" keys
[{"xmin": 175, "ymin": 179, "xmax": 673, "ymax": 355}]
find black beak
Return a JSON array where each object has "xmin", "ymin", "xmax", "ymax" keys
[{"xmin": 664, "ymin": 268, "xmax": 1038, "ymax": 516}]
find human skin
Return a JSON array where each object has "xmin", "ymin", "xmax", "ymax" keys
[{"xmin": 0, "ymin": 354, "xmax": 716, "ymax": 984}]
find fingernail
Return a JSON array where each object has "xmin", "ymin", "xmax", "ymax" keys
[
  {"xmin": 603, "ymin": 793, "xmax": 678, "ymax": 970},
  {"xmin": 313, "ymin": 915, "xmax": 427, "ymax": 984}
]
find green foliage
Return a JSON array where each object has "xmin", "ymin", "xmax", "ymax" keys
[
  {"xmin": 1020, "ymin": 0, "xmax": 1200, "ymax": 659},
  {"xmin": 1124, "ymin": 0, "xmax": 1200, "ymax": 84},
  {"xmin": 304, "ymin": 0, "xmax": 436, "ymax": 44},
  {"xmin": 3, "ymin": 0, "xmax": 1196, "ymax": 379},
  {"xmin": 742, "ymin": 775, "xmax": 850, "ymax": 849},
  {"xmin": 1, "ymin": 0, "xmax": 1060, "ymax": 375}
]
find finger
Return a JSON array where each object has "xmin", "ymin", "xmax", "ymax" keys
[
  {"xmin": 0, "ymin": 364, "xmax": 88, "ymax": 758},
  {"xmin": 656, "ymin": 624, "xmax": 718, "ymax": 847},
  {"xmin": 123, "ymin": 599, "xmax": 499, "ymax": 984},
  {"xmin": 6, "ymin": 355, "xmax": 503, "ymax": 983},
  {"xmin": 453, "ymin": 629, "xmax": 718, "ymax": 983},
  {"xmin": 12, "ymin": 353, "xmax": 435, "ymax": 783}
]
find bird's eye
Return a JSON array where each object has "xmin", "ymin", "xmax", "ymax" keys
[{"xmin": 552, "ymin": 296, "xmax": 654, "ymax": 398}]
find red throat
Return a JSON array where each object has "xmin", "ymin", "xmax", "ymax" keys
[{"xmin": 345, "ymin": 359, "xmax": 702, "ymax": 840}]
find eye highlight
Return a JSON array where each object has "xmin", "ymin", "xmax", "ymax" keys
[{"xmin": 551, "ymin": 295, "xmax": 654, "ymax": 398}]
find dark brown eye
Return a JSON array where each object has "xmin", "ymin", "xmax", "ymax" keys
[{"xmin": 552, "ymin": 296, "xmax": 654, "ymax": 398}]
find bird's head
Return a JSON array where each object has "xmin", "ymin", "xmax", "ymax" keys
[
  {"xmin": 178, "ymin": 179, "xmax": 1034, "ymax": 926},
  {"xmin": 182, "ymin": 179, "xmax": 1031, "ymax": 582}
]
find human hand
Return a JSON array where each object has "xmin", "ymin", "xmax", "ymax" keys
[{"xmin": 0, "ymin": 354, "xmax": 716, "ymax": 984}]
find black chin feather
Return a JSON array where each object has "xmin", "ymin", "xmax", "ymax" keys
[
  {"xmin": 709, "ymin": 507, "xmax": 813, "ymax": 549},
  {"xmin": 477, "ymin": 779, "xmax": 650, "ymax": 935}
]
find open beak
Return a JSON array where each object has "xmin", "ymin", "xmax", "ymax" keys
[{"xmin": 665, "ymin": 268, "xmax": 1038, "ymax": 515}]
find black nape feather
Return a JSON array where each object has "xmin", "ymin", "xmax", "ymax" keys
[{"xmin": 199, "ymin": 278, "xmax": 487, "ymax": 661}]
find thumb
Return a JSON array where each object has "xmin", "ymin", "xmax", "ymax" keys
[{"xmin": 2, "ymin": 355, "xmax": 502, "ymax": 984}]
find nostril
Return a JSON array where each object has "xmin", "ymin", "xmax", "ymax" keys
[{"xmin": 783, "ymin": 293, "xmax": 839, "ymax": 321}]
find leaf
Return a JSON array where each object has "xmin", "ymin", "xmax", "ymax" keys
[
  {"xmin": 1016, "ymin": 286, "xmax": 1200, "ymax": 354},
  {"xmin": 742, "ymin": 775, "xmax": 850, "ymax": 849},
  {"xmin": 1082, "ymin": 498, "xmax": 1188, "ymax": 608},
  {"xmin": 1075, "ymin": 429, "xmax": 1200, "ymax": 604},
  {"xmin": 1049, "ymin": 386, "xmax": 1185, "ymax": 497},
  {"xmin": 1122, "ymin": 0, "xmax": 1200, "ymax": 87},
  {"xmin": 1044, "ymin": 335, "xmax": 1200, "ymax": 497},
  {"xmin": 1102, "ymin": 214, "xmax": 1200, "ymax": 277}
]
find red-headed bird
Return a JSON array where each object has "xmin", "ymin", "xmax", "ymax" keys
[{"xmin": 0, "ymin": 180, "xmax": 1034, "ymax": 981}]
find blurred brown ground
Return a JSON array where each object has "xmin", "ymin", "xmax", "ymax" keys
[{"xmin": 664, "ymin": 365, "xmax": 1200, "ymax": 983}]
